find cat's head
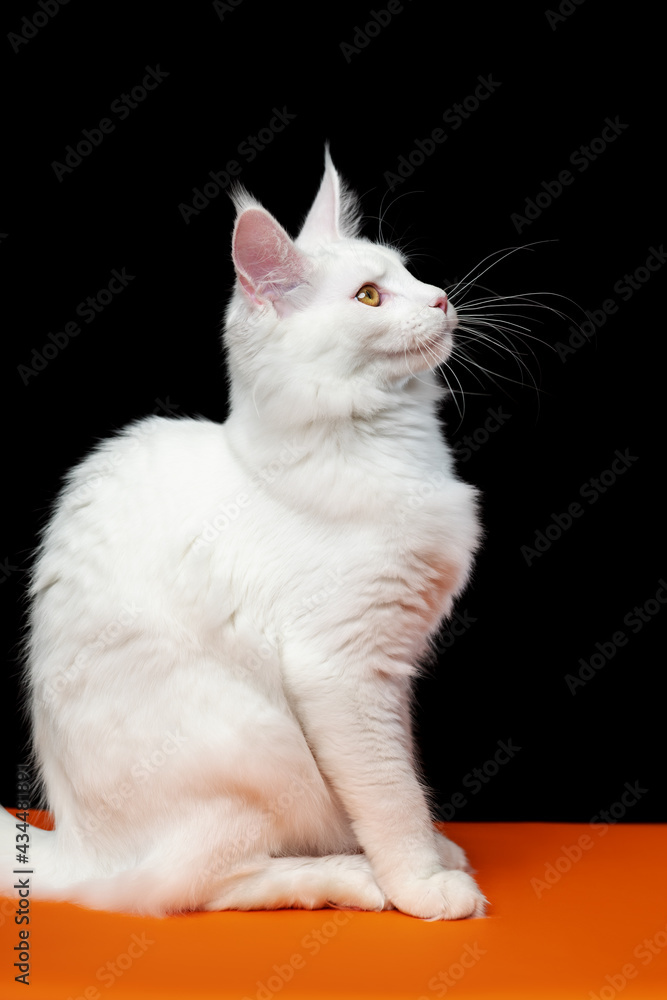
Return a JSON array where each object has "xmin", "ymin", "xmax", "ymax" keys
[{"xmin": 224, "ymin": 147, "xmax": 457, "ymax": 422}]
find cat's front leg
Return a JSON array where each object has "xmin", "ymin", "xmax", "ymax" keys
[
  {"xmin": 289, "ymin": 667, "xmax": 486, "ymax": 920},
  {"xmin": 435, "ymin": 829, "xmax": 474, "ymax": 872}
]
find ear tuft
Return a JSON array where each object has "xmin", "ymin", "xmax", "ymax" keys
[
  {"xmin": 326, "ymin": 145, "xmax": 364, "ymax": 241},
  {"xmin": 229, "ymin": 182, "xmax": 261, "ymax": 218},
  {"xmin": 296, "ymin": 144, "xmax": 363, "ymax": 250}
]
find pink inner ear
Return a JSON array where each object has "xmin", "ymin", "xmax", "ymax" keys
[{"xmin": 233, "ymin": 209, "xmax": 308, "ymax": 303}]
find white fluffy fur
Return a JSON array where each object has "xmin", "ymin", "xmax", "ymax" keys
[{"xmin": 1, "ymin": 148, "xmax": 486, "ymax": 920}]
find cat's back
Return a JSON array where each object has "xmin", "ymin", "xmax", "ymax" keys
[
  {"xmin": 31, "ymin": 415, "xmax": 239, "ymax": 598},
  {"xmin": 53, "ymin": 414, "xmax": 232, "ymax": 519}
]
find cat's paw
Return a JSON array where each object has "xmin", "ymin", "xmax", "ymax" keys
[
  {"xmin": 389, "ymin": 869, "xmax": 487, "ymax": 921},
  {"xmin": 435, "ymin": 831, "xmax": 474, "ymax": 872},
  {"xmin": 325, "ymin": 867, "xmax": 390, "ymax": 912}
]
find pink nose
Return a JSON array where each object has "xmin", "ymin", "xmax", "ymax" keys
[{"xmin": 432, "ymin": 295, "xmax": 448, "ymax": 313}]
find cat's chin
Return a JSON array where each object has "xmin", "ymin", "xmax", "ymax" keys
[{"xmin": 382, "ymin": 332, "xmax": 453, "ymax": 376}]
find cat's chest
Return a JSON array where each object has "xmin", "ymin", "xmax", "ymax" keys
[
  {"xmin": 260, "ymin": 430, "xmax": 456, "ymax": 523},
  {"xmin": 220, "ymin": 421, "xmax": 478, "ymax": 568},
  {"xmin": 253, "ymin": 479, "xmax": 478, "ymax": 674},
  {"xmin": 183, "ymin": 419, "xmax": 479, "ymax": 647},
  {"xmin": 237, "ymin": 451, "xmax": 478, "ymax": 631}
]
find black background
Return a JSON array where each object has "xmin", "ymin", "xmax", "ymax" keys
[{"xmin": 1, "ymin": 2, "xmax": 664, "ymax": 823}]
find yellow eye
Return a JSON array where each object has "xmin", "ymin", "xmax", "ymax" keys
[{"xmin": 355, "ymin": 284, "xmax": 381, "ymax": 307}]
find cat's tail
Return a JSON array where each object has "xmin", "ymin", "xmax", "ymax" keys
[{"xmin": 0, "ymin": 806, "xmax": 222, "ymax": 915}]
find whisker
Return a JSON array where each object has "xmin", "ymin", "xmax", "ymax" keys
[
  {"xmin": 456, "ymin": 322, "xmax": 543, "ymax": 379},
  {"xmin": 433, "ymin": 240, "xmax": 586, "ymax": 411},
  {"xmin": 400, "ymin": 240, "xmax": 581, "ymax": 425},
  {"xmin": 449, "ymin": 342, "xmax": 541, "ymax": 397},
  {"xmin": 371, "ymin": 187, "xmax": 426, "ymax": 248},
  {"xmin": 458, "ymin": 292, "xmax": 578, "ymax": 324},
  {"xmin": 457, "ymin": 314, "xmax": 540, "ymax": 336},
  {"xmin": 445, "ymin": 241, "xmax": 556, "ymax": 301},
  {"xmin": 436, "ymin": 353, "xmax": 465, "ymax": 425}
]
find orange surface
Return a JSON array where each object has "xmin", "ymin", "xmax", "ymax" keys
[{"xmin": 1, "ymin": 812, "xmax": 666, "ymax": 998}]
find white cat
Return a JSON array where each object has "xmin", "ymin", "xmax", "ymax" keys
[{"xmin": 1, "ymin": 148, "xmax": 486, "ymax": 920}]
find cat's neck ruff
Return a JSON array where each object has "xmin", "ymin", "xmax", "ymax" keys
[
  {"xmin": 225, "ymin": 371, "xmax": 447, "ymax": 465},
  {"xmin": 222, "ymin": 372, "xmax": 454, "ymax": 527}
]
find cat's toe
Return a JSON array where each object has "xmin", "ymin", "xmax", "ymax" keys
[
  {"xmin": 325, "ymin": 878, "xmax": 388, "ymax": 912},
  {"xmin": 390, "ymin": 869, "xmax": 487, "ymax": 921},
  {"xmin": 322, "ymin": 856, "xmax": 389, "ymax": 912}
]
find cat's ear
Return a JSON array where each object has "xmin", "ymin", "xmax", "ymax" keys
[
  {"xmin": 232, "ymin": 204, "xmax": 310, "ymax": 312},
  {"xmin": 296, "ymin": 145, "xmax": 363, "ymax": 250}
]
